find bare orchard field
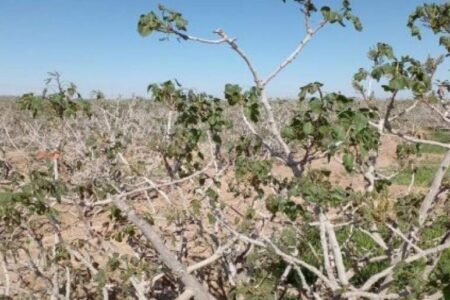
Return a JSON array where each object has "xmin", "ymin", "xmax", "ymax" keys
[{"xmin": 0, "ymin": 97, "xmax": 449, "ymax": 299}]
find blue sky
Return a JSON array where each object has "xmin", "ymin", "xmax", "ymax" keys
[{"xmin": 0, "ymin": 0, "xmax": 448, "ymax": 99}]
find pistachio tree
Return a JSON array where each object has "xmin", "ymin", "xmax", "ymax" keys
[{"xmin": 123, "ymin": 1, "xmax": 450, "ymax": 299}]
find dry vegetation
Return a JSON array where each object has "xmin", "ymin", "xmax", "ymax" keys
[
  {"xmin": 0, "ymin": 95, "xmax": 449, "ymax": 299},
  {"xmin": 1, "ymin": 1, "xmax": 450, "ymax": 299}
]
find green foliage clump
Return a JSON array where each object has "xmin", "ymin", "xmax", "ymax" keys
[
  {"xmin": 282, "ymin": 84, "xmax": 379, "ymax": 173},
  {"xmin": 355, "ymin": 43, "xmax": 433, "ymax": 97},
  {"xmin": 225, "ymin": 85, "xmax": 261, "ymax": 123},
  {"xmin": 408, "ymin": 2, "xmax": 450, "ymax": 52},
  {"xmin": 148, "ymin": 80, "xmax": 228, "ymax": 176},
  {"xmin": 0, "ymin": 170, "xmax": 64, "ymax": 228},
  {"xmin": 282, "ymin": 0, "xmax": 363, "ymax": 31},
  {"xmin": 19, "ymin": 73, "xmax": 91, "ymax": 120},
  {"xmin": 138, "ymin": 4, "xmax": 188, "ymax": 38}
]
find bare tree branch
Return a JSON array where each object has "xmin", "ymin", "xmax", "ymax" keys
[
  {"xmin": 112, "ymin": 196, "xmax": 214, "ymax": 300},
  {"xmin": 262, "ymin": 20, "xmax": 328, "ymax": 87}
]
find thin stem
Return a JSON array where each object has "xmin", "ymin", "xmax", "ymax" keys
[{"xmin": 262, "ymin": 20, "xmax": 328, "ymax": 87}]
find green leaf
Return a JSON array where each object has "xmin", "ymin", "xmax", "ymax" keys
[
  {"xmin": 369, "ymin": 43, "xmax": 396, "ymax": 63},
  {"xmin": 138, "ymin": 12, "xmax": 161, "ymax": 37},
  {"xmin": 410, "ymin": 25, "xmax": 421, "ymax": 39},
  {"xmin": 389, "ymin": 76, "xmax": 409, "ymax": 90},
  {"xmin": 299, "ymin": 82, "xmax": 323, "ymax": 101},
  {"xmin": 336, "ymin": 94, "xmax": 354, "ymax": 104},
  {"xmin": 206, "ymin": 188, "xmax": 219, "ymax": 207},
  {"xmin": 281, "ymin": 126, "xmax": 295, "ymax": 140},
  {"xmin": 354, "ymin": 112, "xmax": 368, "ymax": 132},
  {"xmin": 303, "ymin": 122, "xmax": 314, "ymax": 135},
  {"xmin": 343, "ymin": 153, "xmax": 354, "ymax": 172},
  {"xmin": 265, "ymin": 195, "xmax": 280, "ymax": 214},
  {"xmin": 321, "ymin": 6, "xmax": 340, "ymax": 23},
  {"xmin": 175, "ymin": 16, "xmax": 188, "ymax": 31},
  {"xmin": 309, "ymin": 99, "xmax": 322, "ymax": 113},
  {"xmin": 224, "ymin": 84, "xmax": 243, "ymax": 106},
  {"xmin": 346, "ymin": 13, "xmax": 363, "ymax": 31},
  {"xmin": 320, "ymin": 6, "xmax": 332, "ymax": 20},
  {"xmin": 353, "ymin": 68, "xmax": 369, "ymax": 82},
  {"xmin": 247, "ymin": 102, "xmax": 260, "ymax": 123}
]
